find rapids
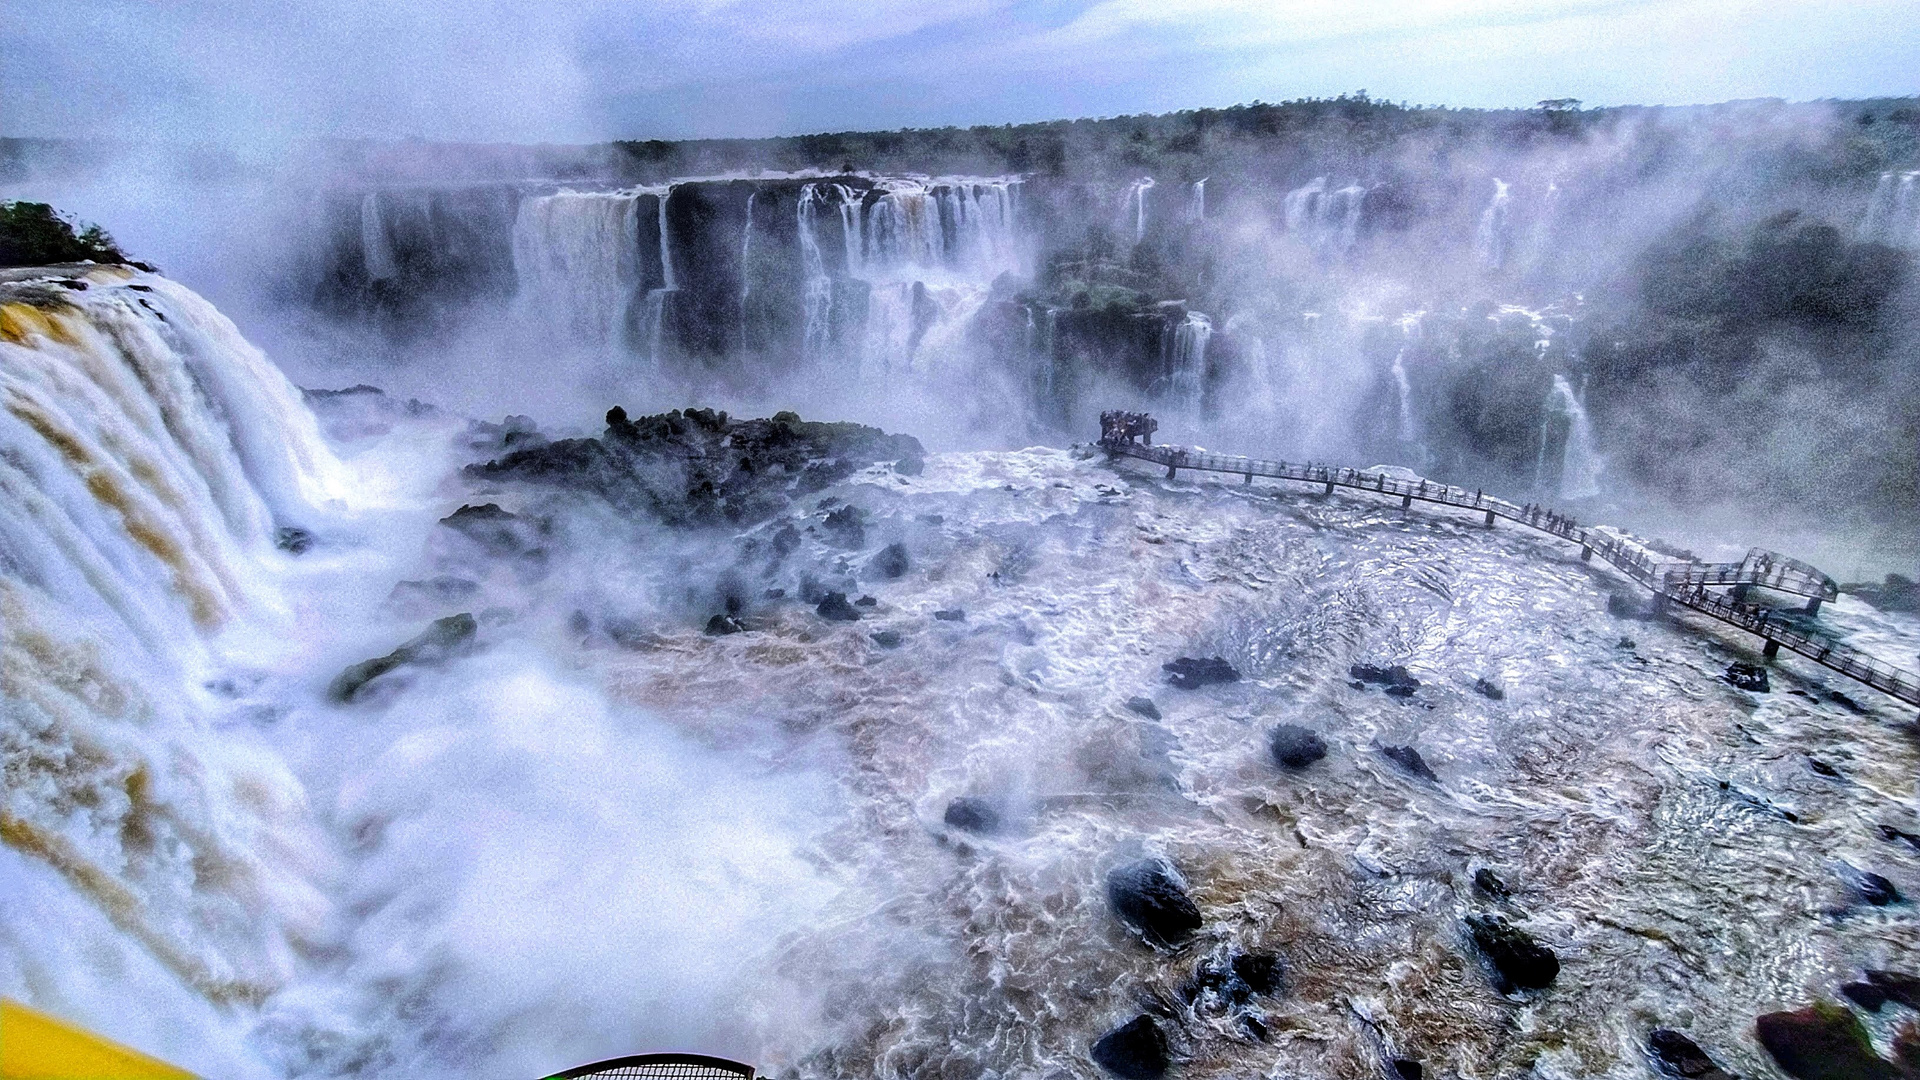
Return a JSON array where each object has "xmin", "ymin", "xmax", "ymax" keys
[{"xmin": 2, "ymin": 272, "xmax": 1919, "ymax": 1079}]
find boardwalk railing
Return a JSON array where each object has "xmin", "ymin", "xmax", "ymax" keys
[{"xmin": 1101, "ymin": 437, "xmax": 1919, "ymax": 713}]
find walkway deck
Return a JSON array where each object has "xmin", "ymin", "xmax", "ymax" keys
[{"xmin": 1102, "ymin": 437, "xmax": 1919, "ymax": 714}]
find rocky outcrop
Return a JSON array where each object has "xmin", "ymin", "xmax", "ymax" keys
[
  {"xmin": 328, "ymin": 613, "xmax": 477, "ymax": 703},
  {"xmin": 1464, "ymin": 913, "xmax": 1559, "ymax": 991},
  {"xmin": 1124, "ymin": 696, "xmax": 1162, "ymax": 719},
  {"xmin": 1163, "ymin": 657, "xmax": 1239, "ymax": 690},
  {"xmin": 1381, "ymin": 745, "xmax": 1439, "ymax": 782},
  {"xmin": 1755, "ymin": 1002, "xmax": 1900, "ymax": 1080},
  {"xmin": 1267, "ymin": 724, "xmax": 1328, "ymax": 768},
  {"xmin": 1351, "ymin": 663, "xmax": 1420, "ymax": 691},
  {"xmin": 870, "ymin": 541, "xmax": 911, "ymax": 579},
  {"xmin": 816, "ymin": 592, "xmax": 862, "ymax": 622},
  {"xmin": 1725, "ymin": 663, "xmax": 1771, "ymax": 693},
  {"xmin": 466, "ymin": 408, "xmax": 923, "ymax": 527},
  {"xmin": 1647, "ymin": 1030, "xmax": 1734, "ymax": 1080},
  {"xmin": 943, "ymin": 796, "xmax": 1003, "ymax": 835},
  {"xmin": 1107, "ymin": 857, "xmax": 1203, "ymax": 948},
  {"xmin": 1090, "ymin": 1015, "xmax": 1169, "ymax": 1080}
]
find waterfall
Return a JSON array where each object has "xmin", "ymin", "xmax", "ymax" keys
[
  {"xmin": 836, "ymin": 183, "xmax": 865, "ymax": 278},
  {"xmin": 657, "ymin": 185, "xmax": 679, "ymax": 291},
  {"xmin": 360, "ymin": 193, "xmax": 400, "ymax": 281},
  {"xmin": 797, "ymin": 183, "xmax": 834, "ymax": 361},
  {"xmin": 1169, "ymin": 311, "xmax": 1212, "ymax": 409},
  {"xmin": 1474, "ymin": 178, "xmax": 1512, "ymax": 269},
  {"xmin": 1860, "ymin": 170, "xmax": 1920, "ymax": 247},
  {"xmin": 1541, "ymin": 373, "xmax": 1603, "ymax": 499},
  {"xmin": 1191, "ymin": 178, "xmax": 1207, "ymax": 222},
  {"xmin": 0, "ymin": 268, "xmax": 345, "ymax": 1021},
  {"xmin": 1125, "ymin": 178, "xmax": 1154, "ymax": 243},
  {"xmin": 643, "ymin": 185, "xmax": 680, "ymax": 366},
  {"xmin": 511, "ymin": 190, "xmax": 645, "ymax": 350},
  {"xmin": 1390, "ymin": 347, "xmax": 1416, "ymax": 442},
  {"xmin": 739, "ymin": 190, "xmax": 756, "ymax": 354},
  {"xmin": 1284, "ymin": 178, "xmax": 1366, "ymax": 253}
]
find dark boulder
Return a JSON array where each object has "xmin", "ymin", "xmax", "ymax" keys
[
  {"xmin": 1473, "ymin": 868, "xmax": 1512, "ymax": 900},
  {"xmin": 1107, "ymin": 857, "xmax": 1203, "ymax": 948},
  {"xmin": 275, "ymin": 526, "xmax": 315, "ymax": 555},
  {"xmin": 1648, "ymin": 1029, "xmax": 1734, "ymax": 1080},
  {"xmin": 1163, "ymin": 657, "xmax": 1239, "ymax": 690},
  {"xmin": 1267, "ymin": 724, "xmax": 1327, "ymax": 768},
  {"xmin": 943, "ymin": 796, "xmax": 1003, "ymax": 834},
  {"xmin": 1124, "ymin": 696, "xmax": 1162, "ymax": 720},
  {"xmin": 1843, "ymin": 982, "xmax": 1888, "ymax": 1012},
  {"xmin": 1755, "ymin": 1002, "xmax": 1900, "ymax": 1080},
  {"xmin": 1390, "ymin": 1061, "xmax": 1422, "ymax": 1080},
  {"xmin": 439, "ymin": 502, "xmax": 543, "ymax": 557},
  {"xmin": 1866, "ymin": 970, "xmax": 1920, "ymax": 1010},
  {"xmin": 933, "ymin": 608, "xmax": 966, "ymax": 622},
  {"xmin": 1381, "ymin": 745, "xmax": 1439, "ymax": 783},
  {"xmin": 1090, "ymin": 1015, "xmax": 1169, "ymax": 1080},
  {"xmin": 870, "ymin": 629, "xmax": 904, "ymax": 649},
  {"xmin": 1464, "ymin": 913, "xmax": 1559, "ymax": 991},
  {"xmin": 1351, "ymin": 663, "xmax": 1420, "ymax": 690},
  {"xmin": 705, "ymin": 613, "xmax": 745, "ymax": 635},
  {"xmin": 870, "ymin": 542, "xmax": 911, "ymax": 579},
  {"xmin": 1725, "ymin": 662, "xmax": 1771, "ymax": 692},
  {"xmin": 822, "ymin": 505, "xmax": 866, "ymax": 548},
  {"xmin": 1473, "ymin": 677, "xmax": 1505, "ymax": 700},
  {"xmin": 816, "ymin": 592, "xmax": 862, "ymax": 622},
  {"xmin": 1836, "ymin": 862, "xmax": 1902, "ymax": 906},
  {"xmin": 328, "ymin": 613, "xmax": 477, "ymax": 703},
  {"xmin": 1181, "ymin": 949, "xmax": 1284, "ymax": 1010}
]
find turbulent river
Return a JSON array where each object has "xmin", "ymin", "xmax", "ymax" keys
[{"xmin": 3, "ymin": 268, "xmax": 1920, "ymax": 1079}]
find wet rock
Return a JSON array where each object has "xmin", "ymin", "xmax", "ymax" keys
[
  {"xmin": 1106, "ymin": 857, "xmax": 1203, "ymax": 948},
  {"xmin": 870, "ymin": 629, "xmax": 904, "ymax": 649},
  {"xmin": 1380, "ymin": 745, "xmax": 1439, "ymax": 783},
  {"xmin": 1617, "ymin": 637, "xmax": 1637, "ymax": 650},
  {"xmin": 1866, "ymin": 970, "xmax": 1920, "ymax": 1010},
  {"xmin": 1390, "ymin": 1060, "xmax": 1422, "ymax": 1080},
  {"xmin": 387, "ymin": 576, "xmax": 480, "ymax": 608},
  {"xmin": 893, "ymin": 455, "xmax": 924, "ymax": 476},
  {"xmin": 854, "ymin": 595, "xmax": 878, "ymax": 607},
  {"xmin": 943, "ymin": 796, "xmax": 1002, "ymax": 834},
  {"xmin": 822, "ymin": 505, "xmax": 867, "ymax": 548},
  {"xmin": 870, "ymin": 541, "xmax": 911, "ymax": 579},
  {"xmin": 816, "ymin": 592, "xmax": 862, "ymax": 622},
  {"xmin": 1090, "ymin": 1015, "xmax": 1168, "ymax": 1080},
  {"xmin": 328, "ymin": 613, "xmax": 477, "ymax": 703},
  {"xmin": 465, "ymin": 408, "xmax": 922, "ymax": 529},
  {"xmin": 933, "ymin": 608, "xmax": 966, "ymax": 622},
  {"xmin": 1648, "ymin": 1029, "xmax": 1734, "ymax": 1080},
  {"xmin": 1350, "ymin": 663, "xmax": 1420, "ymax": 690},
  {"xmin": 439, "ymin": 502, "xmax": 539, "ymax": 557},
  {"xmin": 1725, "ymin": 662, "xmax": 1771, "ymax": 692},
  {"xmin": 1755, "ymin": 1002, "xmax": 1900, "ymax": 1080},
  {"xmin": 1808, "ymin": 757, "xmax": 1842, "ymax": 779},
  {"xmin": 1163, "ymin": 656, "xmax": 1239, "ymax": 690},
  {"xmin": 1473, "ymin": 868, "xmax": 1512, "ymax": 900},
  {"xmin": 1844, "ymin": 573, "xmax": 1920, "ymax": 614},
  {"xmin": 275, "ymin": 526, "xmax": 315, "ymax": 554},
  {"xmin": 1181, "ymin": 949, "xmax": 1284, "ymax": 1010},
  {"xmin": 1837, "ymin": 862, "xmax": 1902, "ymax": 906},
  {"xmin": 705, "ymin": 613, "xmax": 745, "ymax": 635},
  {"xmin": 770, "ymin": 523, "xmax": 802, "ymax": 558},
  {"xmin": 1608, "ymin": 592, "xmax": 1648, "ymax": 618},
  {"xmin": 1124, "ymin": 697, "xmax": 1162, "ymax": 720},
  {"xmin": 1473, "ymin": 677, "xmax": 1505, "ymax": 700},
  {"xmin": 1464, "ymin": 913, "xmax": 1559, "ymax": 991},
  {"xmin": 1267, "ymin": 724, "xmax": 1327, "ymax": 768},
  {"xmin": 1843, "ymin": 981, "xmax": 1888, "ymax": 1012}
]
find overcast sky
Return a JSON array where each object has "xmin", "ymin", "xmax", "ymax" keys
[{"xmin": 3, "ymin": 0, "xmax": 1916, "ymax": 142}]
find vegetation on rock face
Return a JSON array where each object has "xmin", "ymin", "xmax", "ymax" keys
[{"xmin": 0, "ymin": 201, "xmax": 126, "ymax": 268}]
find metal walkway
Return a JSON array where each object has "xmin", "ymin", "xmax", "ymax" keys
[{"xmin": 1101, "ymin": 436, "xmax": 1919, "ymax": 714}]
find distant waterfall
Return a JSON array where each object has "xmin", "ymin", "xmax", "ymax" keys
[
  {"xmin": 656, "ymin": 185, "xmax": 679, "ymax": 290},
  {"xmin": 1169, "ymin": 311, "xmax": 1212, "ymax": 409},
  {"xmin": 1474, "ymin": 178, "xmax": 1512, "ymax": 269},
  {"xmin": 1125, "ymin": 178, "xmax": 1154, "ymax": 243},
  {"xmin": 1540, "ymin": 373, "xmax": 1603, "ymax": 498},
  {"xmin": 644, "ymin": 185, "xmax": 679, "ymax": 367},
  {"xmin": 1390, "ymin": 347, "xmax": 1416, "ymax": 442},
  {"xmin": 797, "ymin": 183, "xmax": 834, "ymax": 360},
  {"xmin": 1191, "ymin": 178, "xmax": 1207, "ymax": 222},
  {"xmin": 1859, "ymin": 170, "xmax": 1920, "ymax": 247},
  {"xmin": 1284, "ymin": 177, "xmax": 1367, "ymax": 254},
  {"xmin": 512, "ymin": 190, "xmax": 645, "ymax": 350},
  {"xmin": 0, "ymin": 269, "xmax": 344, "ymax": 1008},
  {"xmin": 360, "ymin": 193, "xmax": 400, "ymax": 281},
  {"xmin": 739, "ymin": 191, "xmax": 756, "ymax": 353}
]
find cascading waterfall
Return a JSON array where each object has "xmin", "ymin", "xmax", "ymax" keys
[
  {"xmin": 644, "ymin": 185, "xmax": 680, "ymax": 367},
  {"xmin": 1168, "ymin": 311, "xmax": 1212, "ymax": 410},
  {"xmin": 1283, "ymin": 177, "xmax": 1325, "ymax": 234},
  {"xmin": 1539, "ymin": 372, "xmax": 1603, "ymax": 499},
  {"xmin": 511, "ymin": 190, "xmax": 645, "ymax": 350},
  {"xmin": 1473, "ymin": 178, "xmax": 1512, "ymax": 269},
  {"xmin": 739, "ymin": 191, "xmax": 756, "ymax": 354},
  {"xmin": 1124, "ymin": 178, "xmax": 1154, "ymax": 243},
  {"xmin": 1283, "ymin": 178, "xmax": 1366, "ymax": 254},
  {"xmin": 797, "ymin": 184, "xmax": 834, "ymax": 361},
  {"xmin": 1190, "ymin": 178, "xmax": 1207, "ymax": 222},
  {"xmin": 360, "ymin": 194, "xmax": 400, "ymax": 282},
  {"xmin": 0, "ymin": 269, "xmax": 347, "ymax": 1055},
  {"xmin": 1390, "ymin": 347, "xmax": 1416, "ymax": 443},
  {"xmin": 1859, "ymin": 170, "xmax": 1920, "ymax": 247}
]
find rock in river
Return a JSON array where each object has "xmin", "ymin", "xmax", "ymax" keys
[
  {"xmin": 1268, "ymin": 724, "xmax": 1327, "ymax": 768},
  {"xmin": 1163, "ymin": 657, "xmax": 1239, "ymax": 690},
  {"xmin": 1755, "ymin": 1002, "xmax": 1901, "ymax": 1080},
  {"xmin": 1107, "ymin": 857, "xmax": 1203, "ymax": 948},
  {"xmin": 1090, "ymin": 1015, "xmax": 1169, "ymax": 1080},
  {"xmin": 1464, "ymin": 913, "xmax": 1559, "ymax": 991},
  {"xmin": 1380, "ymin": 744, "xmax": 1439, "ymax": 782},
  {"xmin": 1648, "ymin": 1029, "xmax": 1734, "ymax": 1080},
  {"xmin": 328, "ymin": 613, "xmax": 478, "ymax": 703}
]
